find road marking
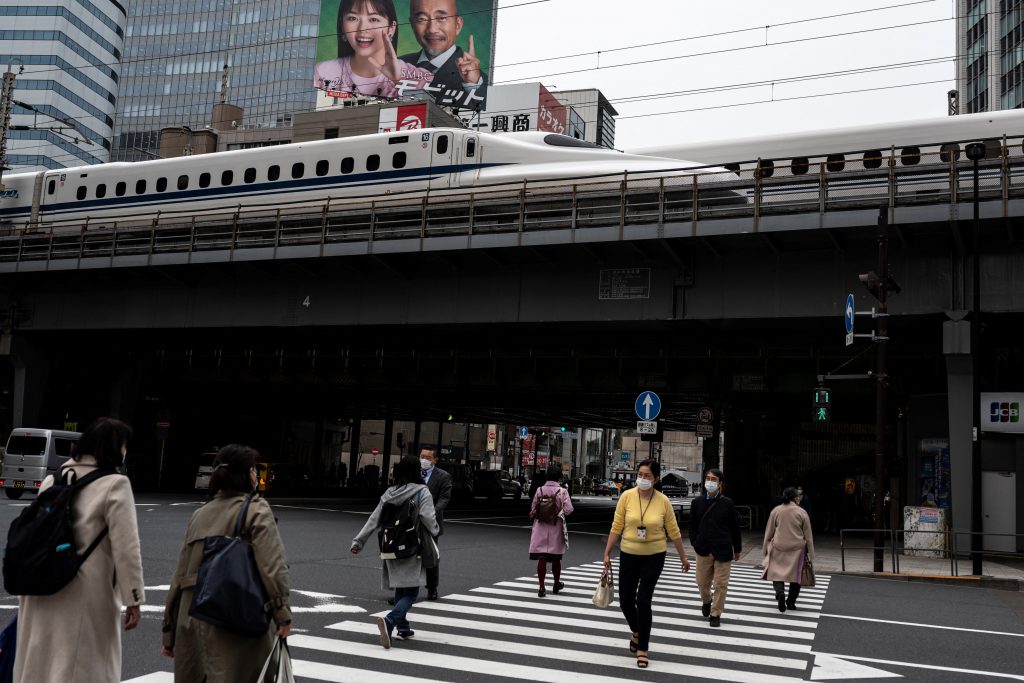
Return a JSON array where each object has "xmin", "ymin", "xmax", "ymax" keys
[
  {"xmin": 810, "ymin": 653, "xmax": 902, "ymax": 680},
  {"xmin": 444, "ymin": 519, "xmax": 532, "ymax": 529},
  {"xmin": 811, "ymin": 651, "xmax": 1024, "ymax": 681},
  {"xmin": 292, "ymin": 659, "xmax": 454, "ymax": 683},
  {"xmin": 122, "ymin": 673, "xmax": 173, "ymax": 682},
  {"xmin": 270, "ymin": 504, "xmax": 338, "ymax": 512},
  {"xmin": 140, "ymin": 586, "xmax": 366, "ymax": 614},
  {"xmin": 133, "ymin": 504, "xmax": 161, "ymax": 506},
  {"xmin": 820, "ymin": 613, "xmax": 1024, "ymax": 637}
]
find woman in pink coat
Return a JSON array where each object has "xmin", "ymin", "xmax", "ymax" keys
[
  {"xmin": 762, "ymin": 487, "xmax": 816, "ymax": 612},
  {"xmin": 528, "ymin": 464, "xmax": 574, "ymax": 596}
]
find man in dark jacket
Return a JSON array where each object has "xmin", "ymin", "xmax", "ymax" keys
[
  {"xmin": 688, "ymin": 468, "xmax": 742, "ymax": 627},
  {"xmin": 421, "ymin": 447, "xmax": 451, "ymax": 600}
]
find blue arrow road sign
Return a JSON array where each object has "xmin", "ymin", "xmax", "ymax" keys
[
  {"xmin": 518, "ymin": 426, "xmax": 529, "ymax": 438},
  {"xmin": 635, "ymin": 391, "xmax": 662, "ymax": 420},
  {"xmin": 844, "ymin": 293, "xmax": 855, "ymax": 334}
]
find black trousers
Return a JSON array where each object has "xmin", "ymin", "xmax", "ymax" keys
[
  {"xmin": 618, "ymin": 551, "xmax": 666, "ymax": 651},
  {"xmin": 773, "ymin": 581, "xmax": 801, "ymax": 603},
  {"xmin": 425, "ymin": 536, "xmax": 441, "ymax": 590}
]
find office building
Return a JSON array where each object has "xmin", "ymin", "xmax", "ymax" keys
[
  {"xmin": 112, "ymin": 1, "xmax": 321, "ymax": 161},
  {"xmin": 956, "ymin": 0, "xmax": 1024, "ymax": 112},
  {"xmin": 551, "ymin": 89, "xmax": 618, "ymax": 148},
  {"xmin": 1, "ymin": 0, "xmax": 126, "ymax": 172}
]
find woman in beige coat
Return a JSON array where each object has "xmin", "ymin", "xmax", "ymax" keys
[
  {"xmin": 162, "ymin": 444, "xmax": 291, "ymax": 683},
  {"xmin": 762, "ymin": 487, "xmax": 815, "ymax": 612},
  {"xmin": 14, "ymin": 417, "xmax": 145, "ymax": 683}
]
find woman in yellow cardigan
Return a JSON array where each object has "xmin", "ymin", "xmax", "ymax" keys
[{"xmin": 603, "ymin": 459, "xmax": 691, "ymax": 669}]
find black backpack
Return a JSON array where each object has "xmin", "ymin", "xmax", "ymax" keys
[
  {"xmin": 535, "ymin": 488, "xmax": 561, "ymax": 524},
  {"xmin": 378, "ymin": 488, "xmax": 424, "ymax": 560},
  {"xmin": 3, "ymin": 468, "xmax": 116, "ymax": 596}
]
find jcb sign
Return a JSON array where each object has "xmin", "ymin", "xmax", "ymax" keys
[{"xmin": 981, "ymin": 393, "xmax": 1024, "ymax": 433}]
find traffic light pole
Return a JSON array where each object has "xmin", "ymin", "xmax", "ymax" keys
[{"xmin": 873, "ymin": 207, "xmax": 889, "ymax": 573}]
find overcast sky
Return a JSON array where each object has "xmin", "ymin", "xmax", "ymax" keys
[{"xmin": 492, "ymin": 0, "xmax": 956, "ymax": 149}]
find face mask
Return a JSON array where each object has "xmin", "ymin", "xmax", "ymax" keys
[
  {"xmin": 420, "ymin": 459, "xmax": 433, "ymax": 471},
  {"xmin": 636, "ymin": 478, "xmax": 653, "ymax": 491},
  {"xmin": 705, "ymin": 480, "xmax": 720, "ymax": 494}
]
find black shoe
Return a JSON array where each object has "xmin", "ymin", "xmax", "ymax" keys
[
  {"xmin": 538, "ymin": 587, "xmax": 546, "ymax": 597},
  {"xmin": 427, "ymin": 590, "xmax": 439, "ymax": 601},
  {"xmin": 786, "ymin": 600, "xmax": 797, "ymax": 611},
  {"xmin": 709, "ymin": 616, "xmax": 721, "ymax": 628},
  {"xmin": 394, "ymin": 629, "xmax": 415, "ymax": 640},
  {"xmin": 386, "ymin": 598, "xmax": 396, "ymax": 606},
  {"xmin": 701, "ymin": 602, "xmax": 711, "ymax": 617},
  {"xmin": 776, "ymin": 594, "xmax": 787, "ymax": 612},
  {"xmin": 552, "ymin": 581, "xmax": 564, "ymax": 594}
]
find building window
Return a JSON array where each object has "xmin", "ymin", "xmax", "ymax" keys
[{"xmin": 325, "ymin": 127, "xmax": 339, "ymax": 139}]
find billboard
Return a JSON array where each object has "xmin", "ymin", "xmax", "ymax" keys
[
  {"xmin": 378, "ymin": 103, "xmax": 428, "ymax": 132},
  {"xmin": 476, "ymin": 83, "xmax": 568, "ymax": 135},
  {"xmin": 315, "ymin": 0, "xmax": 497, "ymax": 110}
]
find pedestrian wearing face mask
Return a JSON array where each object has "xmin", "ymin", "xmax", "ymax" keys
[
  {"xmin": 603, "ymin": 460, "xmax": 691, "ymax": 670},
  {"xmin": 688, "ymin": 468, "xmax": 742, "ymax": 628},
  {"xmin": 419, "ymin": 447, "xmax": 451, "ymax": 601}
]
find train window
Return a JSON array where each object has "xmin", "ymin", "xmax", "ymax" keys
[
  {"xmin": 900, "ymin": 147, "xmax": 920, "ymax": 165},
  {"xmin": 791, "ymin": 157, "xmax": 809, "ymax": 175},
  {"xmin": 341, "ymin": 157, "xmax": 355, "ymax": 174},
  {"xmin": 757, "ymin": 159, "xmax": 774, "ymax": 178},
  {"xmin": 199, "ymin": 173, "xmax": 211, "ymax": 188},
  {"xmin": 221, "ymin": 170, "xmax": 234, "ymax": 186},
  {"xmin": 244, "ymin": 168, "xmax": 256, "ymax": 184},
  {"xmin": 826, "ymin": 154, "xmax": 845, "ymax": 172},
  {"xmin": 292, "ymin": 163, "xmax": 305, "ymax": 179},
  {"xmin": 316, "ymin": 160, "xmax": 329, "ymax": 176},
  {"xmin": 466, "ymin": 138, "xmax": 477, "ymax": 158},
  {"xmin": 177, "ymin": 175, "xmax": 189, "ymax": 190},
  {"xmin": 268, "ymin": 165, "xmax": 280, "ymax": 181},
  {"xmin": 136, "ymin": 179, "xmax": 146, "ymax": 194},
  {"xmin": 96, "ymin": 184, "xmax": 107, "ymax": 199},
  {"xmin": 76, "ymin": 186, "xmax": 87, "ymax": 201},
  {"xmin": 392, "ymin": 151, "xmax": 407, "ymax": 169},
  {"xmin": 367, "ymin": 154, "xmax": 380, "ymax": 171},
  {"xmin": 436, "ymin": 135, "xmax": 449, "ymax": 154},
  {"xmin": 862, "ymin": 150, "xmax": 882, "ymax": 169},
  {"xmin": 388, "ymin": 135, "xmax": 409, "ymax": 144},
  {"xmin": 939, "ymin": 144, "xmax": 960, "ymax": 162},
  {"xmin": 115, "ymin": 181, "xmax": 127, "ymax": 197},
  {"xmin": 47, "ymin": 179, "xmax": 56, "ymax": 195},
  {"xmin": 157, "ymin": 178, "xmax": 168, "ymax": 192}
]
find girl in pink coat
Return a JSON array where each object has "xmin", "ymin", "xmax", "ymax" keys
[{"xmin": 528, "ymin": 464, "xmax": 574, "ymax": 596}]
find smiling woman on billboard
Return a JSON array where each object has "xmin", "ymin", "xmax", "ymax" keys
[{"xmin": 315, "ymin": 0, "xmax": 495, "ymax": 109}]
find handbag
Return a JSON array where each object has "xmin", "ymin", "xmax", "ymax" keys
[
  {"xmin": 0, "ymin": 615, "xmax": 16, "ymax": 683},
  {"xmin": 189, "ymin": 494, "xmax": 272, "ymax": 637},
  {"xmin": 800, "ymin": 552, "xmax": 816, "ymax": 588},
  {"xmin": 591, "ymin": 565, "xmax": 614, "ymax": 608},
  {"xmin": 257, "ymin": 636, "xmax": 295, "ymax": 683}
]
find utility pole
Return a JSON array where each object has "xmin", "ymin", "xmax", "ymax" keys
[
  {"xmin": 873, "ymin": 207, "xmax": 890, "ymax": 573},
  {"xmin": 0, "ymin": 65, "xmax": 19, "ymax": 190}
]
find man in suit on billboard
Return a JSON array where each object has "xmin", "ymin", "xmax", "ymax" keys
[{"xmin": 402, "ymin": 0, "xmax": 488, "ymax": 109}]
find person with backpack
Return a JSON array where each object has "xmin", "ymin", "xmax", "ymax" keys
[
  {"xmin": 351, "ymin": 455, "xmax": 439, "ymax": 649},
  {"xmin": 161, "ymin": 445, "xmax": 291, "ymax": 683},
  {"xmin": 528, "ymin": 463, "xmax": 574, "ymax": 597},
  {"xmin": 11, "ymin": 417, "xmax": 144, "ymax": 683},
  {"xmin": 602, "ymin": 459, "xmax": 690, "ymax": 670}
]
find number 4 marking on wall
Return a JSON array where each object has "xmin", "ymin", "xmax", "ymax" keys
[{"xmin": 302, "ymin": 296, "xmax": 311, "ymax": 308}]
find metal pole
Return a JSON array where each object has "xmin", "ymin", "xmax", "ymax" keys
[
  {"xmin": 873, "ymin": 207, "xmax": 889, "ymax": 572},
  {"xmin": 0, "ymin": 69, "xmax": 17, "ymax": 190},
  {"xmin": 157, "ymin": 440, "xmax": 166, "ymax": 490},
  {"xmin": 971, "ymin": 156, "xmax": 984, "ymax": 576}
]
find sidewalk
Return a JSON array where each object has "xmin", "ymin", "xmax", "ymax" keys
[{"xmin": 732, "ymin": 531, "xmax": 1024, "ymax": 590}]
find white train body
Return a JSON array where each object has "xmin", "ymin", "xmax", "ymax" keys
[{"xmin": 0, "ymin": 129, "xmax": 729, "ymax": 232}]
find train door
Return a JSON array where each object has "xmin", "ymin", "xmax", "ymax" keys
[
  {"xmin": 429, "ymin": 132, "xmax": 454, "ymax": 190},
  {"xmin": 459, "ymin": 135, "xmax": 480, "ymax": 188}
]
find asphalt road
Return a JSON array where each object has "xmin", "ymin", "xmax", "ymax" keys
[{"xmin": 0, "ymin": 492, "xmax": 1020, "ymax": 682}]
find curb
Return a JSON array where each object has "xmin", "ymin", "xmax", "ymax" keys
[{"xmin": 839, "ymin": 571, "xmax": 1023, "ymax": 591}]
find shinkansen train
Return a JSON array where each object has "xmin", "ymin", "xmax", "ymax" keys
[
  {"xmin": 0, "ymin": 128, "xmax": 734, "ymax": 232},
  {"xmin": 630, "ymin": 109, "xmax": 1024, "ymax": 176}
]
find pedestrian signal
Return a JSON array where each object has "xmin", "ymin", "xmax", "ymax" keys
[
  {"xmin": 814, "ymin": 406, "xmax": 831, "ymax": 423},
  {"xmin": 813, "ymin": 387, "xmax": 831, "ymax": 407}
]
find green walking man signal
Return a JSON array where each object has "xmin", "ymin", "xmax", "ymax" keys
[{"xmin": 813, "ymin": 387, "xmax": 832, "ymax": 423}]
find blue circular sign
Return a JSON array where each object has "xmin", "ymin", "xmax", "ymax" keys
[
  {"xmin": 635, "ymin": 391, "xmax": 662, "ymax": 421},
  {"xmin": 844, "ymin": 293, "xmax": 855, "ymax": 334},
  {"xmin": 518, "ymin": 426, "xmax": 529, "ymax": 438}
]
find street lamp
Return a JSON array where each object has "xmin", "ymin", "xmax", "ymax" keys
[{"xmin": 965, "ymin": 141, "xmax": 986, "ymax": 576}]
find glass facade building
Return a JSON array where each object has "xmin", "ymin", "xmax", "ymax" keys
[
  {"xmin": 551, "ymin": 89, "xmax": 618, "ymax": 149},
  {"xmin": 1, "ymin": 0, "xmax": 126, "ymax": 172},
  {"xmin": 956, "ymin": 0, "xmax": 1024, "ymax": 112},
  {"xmin": 112, "ymin": 0, "xmax": 320, "ymax": 162}
]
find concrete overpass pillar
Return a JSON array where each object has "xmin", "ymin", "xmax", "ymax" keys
[
  {"xmin": 944, "ymin": 325, "xmax": 973, "ymax": 537},
  {"xmin": 9, "ymin": 336, "xmax": 49, "ymax": 428}
]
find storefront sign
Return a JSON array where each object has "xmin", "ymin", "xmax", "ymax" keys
[{"xmin": 981, "ymin": 392, "xmax": 1024, "ymax": 433}]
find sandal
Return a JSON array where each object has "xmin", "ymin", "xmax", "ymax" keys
[
  {"xmin": 636, "ymin": 652, "xmax": 649, "ymax": 669},
  {"xmin": 629, "ymin": 634, "xmax": 639, "ymax": 653}
]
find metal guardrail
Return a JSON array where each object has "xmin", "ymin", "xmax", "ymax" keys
[
  {"xmin": 840, "ymin": 528, "xmax": 1024, "ymax": 577},
  {"xmin": 0, "ymin": 147, "xmax": 1022, "ymax": 265}
]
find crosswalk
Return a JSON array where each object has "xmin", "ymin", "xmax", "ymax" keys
[{"xmin": 125, "ymin": 560, "xmax": 832, "ymax": 682}]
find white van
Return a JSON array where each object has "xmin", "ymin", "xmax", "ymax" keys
[{"xmin": 0, "ymin": 428, "xmax": 81, "ymax": 499}]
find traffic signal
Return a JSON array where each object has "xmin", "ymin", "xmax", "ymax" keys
[
  {"xmin": 559, "ymin": 426, "xmax": 566, "ymax": 432},
  {"xmin": 813, "ymin": 387, "xmax": 831, "ymax": 423}
]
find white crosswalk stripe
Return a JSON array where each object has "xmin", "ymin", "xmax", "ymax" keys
[{"xmin": 125, "ymin": 561, "xmax": 831, "ymax": 682}]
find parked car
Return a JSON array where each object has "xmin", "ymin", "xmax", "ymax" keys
[
  {"xmin": 592, "ymin": 480, "xmax": 618, "ymax": 496},
  {"xmin": 497, "ymin": 470, "xmax": 523, "ymax": 500}
]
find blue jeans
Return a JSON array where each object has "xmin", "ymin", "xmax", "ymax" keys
[{"xmin": 386, "ymin": 586, "xmax": 419, "ymax": 631}]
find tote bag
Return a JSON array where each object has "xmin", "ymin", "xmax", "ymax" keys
[
  {"xmin": 800, "ymin": 552, "xmax": 816, "ymax": 588},
  {"xmin": 592, "ymin": 565, "xmax": 614, "ymax": 608},
  {"xmin": 257, "ymin": 637, "xmax": 295, "ymax": 683}
]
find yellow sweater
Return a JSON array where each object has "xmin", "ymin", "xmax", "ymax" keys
[{"xmin": 611, "ymin": 488, "xmax": 682, "ymax": 555}]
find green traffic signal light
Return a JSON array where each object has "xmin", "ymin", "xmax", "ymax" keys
[
  {"xmin": 560, "ymin": 426, "xmax": 566, "ymax": 432},
  {"xmin": 814, "ymin": 406, "xmax": 831, "ymax": 422}
]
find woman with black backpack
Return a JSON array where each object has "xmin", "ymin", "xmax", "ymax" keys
[
  {"xmin": 528, "ymin": 463, "xmax": 574, "ymax": 597},
  {"xmin": 351, "ymin": 455, "xmax": 439, "ymax": 649}
]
